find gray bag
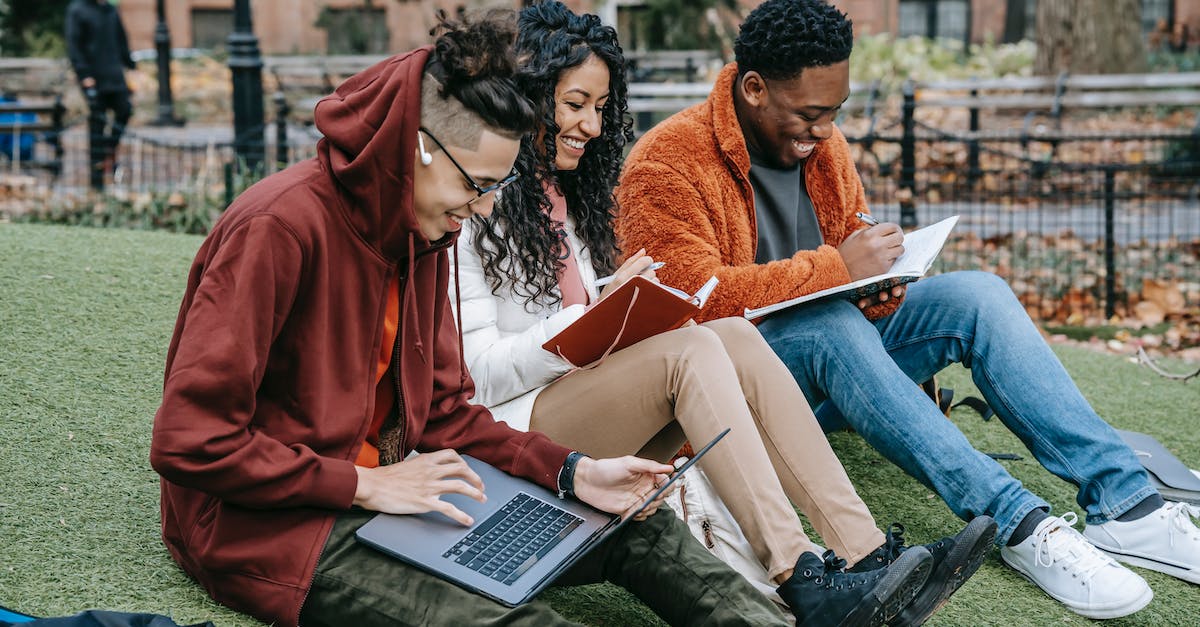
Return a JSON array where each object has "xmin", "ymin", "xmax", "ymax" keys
[{"xmin": 1116, "ymin": 429, "xmax": 1200, "ymax": 506}]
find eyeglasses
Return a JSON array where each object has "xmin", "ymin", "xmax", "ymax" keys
[{"xmin": 418, "ymin": 127, "xmax": 520, "ymax": 199}]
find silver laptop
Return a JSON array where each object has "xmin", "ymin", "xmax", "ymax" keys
[{"xmin": 355, "ymin": 428, "xmax": 730, "ymax": 607}]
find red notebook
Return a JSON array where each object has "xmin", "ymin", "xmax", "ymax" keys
[{"xmin": 542, "ymin": 275, "xmax": 719, "ymax": 367}]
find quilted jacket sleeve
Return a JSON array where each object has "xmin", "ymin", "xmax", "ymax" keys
[{"xmin": 450, "ymin": 227, "xmax": 584, "ymax": 408}]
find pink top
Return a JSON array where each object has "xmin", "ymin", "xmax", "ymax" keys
[{"xmin": 544, "ymin": 182, "xmax": 590, "ymax": 308}]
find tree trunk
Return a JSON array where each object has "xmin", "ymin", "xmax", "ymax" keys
[{"xmin": 1035, "ymin": 0, "xmax": 1146, "ymax": 74}]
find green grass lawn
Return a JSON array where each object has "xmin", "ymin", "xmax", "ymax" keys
[{"xmin": 1, "ymin": 223, "xmax": 1197, "ymax": 626}]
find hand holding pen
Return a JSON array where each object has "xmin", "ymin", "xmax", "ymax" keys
[
  {"xmin": 595, "ymin": 249, "xmax": 661, "ymax": 301},
  {"xmin": 839, "ymin": 211, "xmax": 904, "ymax": 279},
  {"xmin": 595, "ymin": 261, "xmax": 665, "ymax": 287},
  {"xmin": 845, "ymin": 211, "xmax": 906, "ymax": 309}
]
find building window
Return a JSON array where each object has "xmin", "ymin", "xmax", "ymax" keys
[
  {"xmin": 1141, "ymin": 0, "xmax": 1173, "ymax": 34},
  {"xmin": 1024, "ymin": 0, "xmax": 1037, "ymax": 40},
  {"xmin": 898, "ymin": 0, "xmax": 971, "ymax": 43},
  {"xmin": 316, "ymin": 7, "xmax": 389, "ymax": 55},
  {"xmin": 192, "ymin": 9, "xmax": 233, "ymax": 52},
  {"xmin": 1012, "ymin": 0, "xmax": 1169, "ymax": 43}
]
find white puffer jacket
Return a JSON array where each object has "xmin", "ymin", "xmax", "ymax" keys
[{"xmin": 450, "ymin": 217, "xmax": 600, "ymax": 431}]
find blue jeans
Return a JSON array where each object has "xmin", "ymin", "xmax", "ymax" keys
[{"xmin": 757, "ymin": 271, "xmax": 1156, "ymax": 545}]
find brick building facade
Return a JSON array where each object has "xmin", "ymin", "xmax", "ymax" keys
[{"xmin": 118, "ymin": 0, "xmax": 1198, "ymax": 56}]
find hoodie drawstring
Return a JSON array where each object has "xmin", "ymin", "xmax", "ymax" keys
[
  {"xmin": 452, "ymin": 244, "xmax": 469, "ymax": 391},
  {"xmin": 405, "ymin": 232, "xmax": 426, "ymax": 363}
]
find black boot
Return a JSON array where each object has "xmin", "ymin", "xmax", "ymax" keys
[
  {"xmin": 777, "ymin": 547, "xmax": 932, "ymax": 627},
  {"xmin": 849, "ymin": 516, "xmax": 998, "ymax": 626}
]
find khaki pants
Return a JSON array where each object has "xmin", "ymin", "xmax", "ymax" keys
[{"xmin": 531, "ymin": 317, "xmax": 885, "ymax": 579}]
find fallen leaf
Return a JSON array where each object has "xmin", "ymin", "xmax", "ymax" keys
[
  {"xmin": 1142, "ymin": 279, "xmax": 1186, "ymax": 315},
  {"xmin": 1134, "ymin": 300, "xmax": 1166, "ymax": 325}
]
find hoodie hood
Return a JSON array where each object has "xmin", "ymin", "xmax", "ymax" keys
[{"xmin": 314, "ymin": 46, "xmax": 433, "ymax": 259}]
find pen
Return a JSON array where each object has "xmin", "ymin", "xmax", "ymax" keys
[
  {"xmin": 856, "ymin": 212, "xmax": 879, "ymax": 227},
  {"xmin": 594, "ymin": 261, "xmax": 666, "ymax": 287}
]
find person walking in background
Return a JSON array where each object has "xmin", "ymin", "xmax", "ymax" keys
[{"xmin": 65, "ymin": 0, "xmax": 134, "ymax": 190}]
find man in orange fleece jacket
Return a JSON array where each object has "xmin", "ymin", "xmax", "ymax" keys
[{"xmin": 617, "ymin": 0, "xmax": 1200, "ymax": 620}]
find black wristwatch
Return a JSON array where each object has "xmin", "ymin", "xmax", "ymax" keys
[{"xmin": 557, "ymin": 451, "xmax": 589, "ymax": 500}]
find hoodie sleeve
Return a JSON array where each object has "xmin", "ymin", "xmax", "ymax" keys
[
  {"xmin": 151, "ymin": 215, "xmax": 359, "ymax": 510},
  {"xmin": 117, "ymin": 11, "xmax": 134, "ymax": 70},
  {"xmin": 617, "ymin": 157, "xmax": 852, "ymax": 322},
  {"xmin": 64, "ymin": 4, "xmax": 93, "ymax": 82},
  {"xmin": 419, "ymin": 294, "xmax": 571, "ymax": 491},
  {"xmin": 450, "ymin": 230, "xmax": 582, "ymax": 408}
]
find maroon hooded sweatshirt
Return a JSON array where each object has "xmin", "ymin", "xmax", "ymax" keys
[{"xmin": 150, "ymin": 46, "xmax": 571, "ymax": 627}]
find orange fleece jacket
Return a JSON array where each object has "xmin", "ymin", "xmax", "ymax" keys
[{"xmin": 616, "ymin": 63, "xmax": 902, "ymax": 322}]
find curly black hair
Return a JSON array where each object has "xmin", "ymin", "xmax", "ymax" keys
[
  {"xmin": 469, "ymin": 1, "xmax": 633, "ymax": 310},
  {"xmin": 734, "ymin": 0, "xmax": 853, "ymax": 81},
  {"xmin": 430, "ymin": 8, "xmax": 538, "ymax": 137}
]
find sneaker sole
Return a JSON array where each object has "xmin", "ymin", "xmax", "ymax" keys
[
  {"xmin": 1088, "ymin": 543, "xmax": 1200, "ymax": 585},
  {"xmin": 1000, "ymin": 552, "xmax": 1155, "ymax": 619},
  {"xmin": 890, "ymin": 516, "xmax": 998, "ymax": 626},
  {"xmin": 839, "ymin": 548, "xmax": 933, "ymax": 627}
]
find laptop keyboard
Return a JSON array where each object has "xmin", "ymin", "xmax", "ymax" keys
[{"xmin": 443, "ymin": 492, "xmax": 584, "ymax": 585}]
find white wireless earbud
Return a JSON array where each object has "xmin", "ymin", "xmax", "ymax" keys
[{"xmin": 417, "ymin": 132, "xmax": 433, "ymax": 166}]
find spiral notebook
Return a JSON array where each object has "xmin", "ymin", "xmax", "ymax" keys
[{"xmin": 745, "ymin": 215, "xmax": 959, "ymax": 320}]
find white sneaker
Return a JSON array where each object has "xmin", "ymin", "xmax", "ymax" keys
[
  {"xmin": 1084, "ymin": 501, "xmax": 1200, "ymax": 584},
  {"xmin": 1000, "ymin": 512, "xmax": 1153, "ymax": 619}
]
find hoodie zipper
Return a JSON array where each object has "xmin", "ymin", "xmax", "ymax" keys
[
  {"xmin": 391, "ymin": 326, "xmax": 407, "ymax": 457},
  {"xmin": 296, "ymin": 517, "xmax": 333, "ymax": 627},
  {"xmin": 298, "ymin": 241, "xmax": 452, "ymax": 624},
  {"xmin": 388, "ymin": 236, "xmax": 453, "ymax": 458},
  {"xmin": 392, "ymin": 266, "xmax": 408, "ymax": 457},
  {"xmin": 297, "ymin": 266, "xmax": 408, "ymax": 627}
]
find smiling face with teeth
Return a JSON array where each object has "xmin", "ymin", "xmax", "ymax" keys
[
  {"xmin": 411, "ymin": 128, "xmax": 521, "ymax": 243},
  {"xmin": 733, "ymin": 60, "xmax": 850, "ymax": 170},
  {"xmin": 551, "ymin": 54, "xmax": 611, "ymax": 171}
]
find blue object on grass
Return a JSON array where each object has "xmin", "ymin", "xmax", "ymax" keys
[
  {"xmin": 0, "ymin": 94, "xmax": 38, "ymax": 163},
  {"xmin": 0, "ymin": 604, "xmax": 37, "ymax": 623}
]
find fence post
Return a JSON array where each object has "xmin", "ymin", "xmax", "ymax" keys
[
  {"xmin": 1103, "ymin": 167, "xmax": 1116, "ymax": 319},
  {"xmin": 274, "ymin": 91, "xmax": 290, "ymax": 170},
  {"xmin": 968, "ymin": 84, "xmax": 980, "ymax": 189},
  {"xmin": 900, "ymin": 79, "xmax": 917, "ymax": 228},
  {"xmin": 635, "ymin": 110, "xmax": 652, "ymax": 138},
  {"xmin": 50, "ymin": 94, "xmax": 65, "ymax": 178},
  {"xmin": 225, "ymin": 161, "xmax": 235, "ymax": 208},
  {"xmin": 229, "ymin": 0, "xmax": 265, "ymax": 174}
]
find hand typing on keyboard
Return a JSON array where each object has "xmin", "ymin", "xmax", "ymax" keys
[
  {"xmin": 443, "ymin": 492, "xmax": 584, "ymax": 585},
  {"xmin": 572, "ymin": 456, "xmax": 675, "ymax": 521},
  {"xmin": 353, "ymin": 449, "xmax": 487, "ymax": 526}
]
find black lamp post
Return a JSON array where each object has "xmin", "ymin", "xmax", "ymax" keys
[
  {"xmin": 151, "ymin": 0, "xmax": 184, "ymax": 126},
  {"xmin": 228, "ymin": 0, "xmax": 265, "ymax": 173}
]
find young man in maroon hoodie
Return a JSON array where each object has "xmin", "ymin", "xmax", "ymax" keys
[{"xmin": 149, "ymin": 11, "xmax": 789, "ymax": 627}]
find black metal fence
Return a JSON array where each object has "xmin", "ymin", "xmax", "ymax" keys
[
  {"xmin": 2, "ymin": 100, "xmax": 319, "ymax": 200},
  {"xmin": 4, "ymin": 80, "xmax": 1197, "ymax": 323},
  {"xmin": 844, "ymin": 106, "xmax": 1199, "ymax": 321}
]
